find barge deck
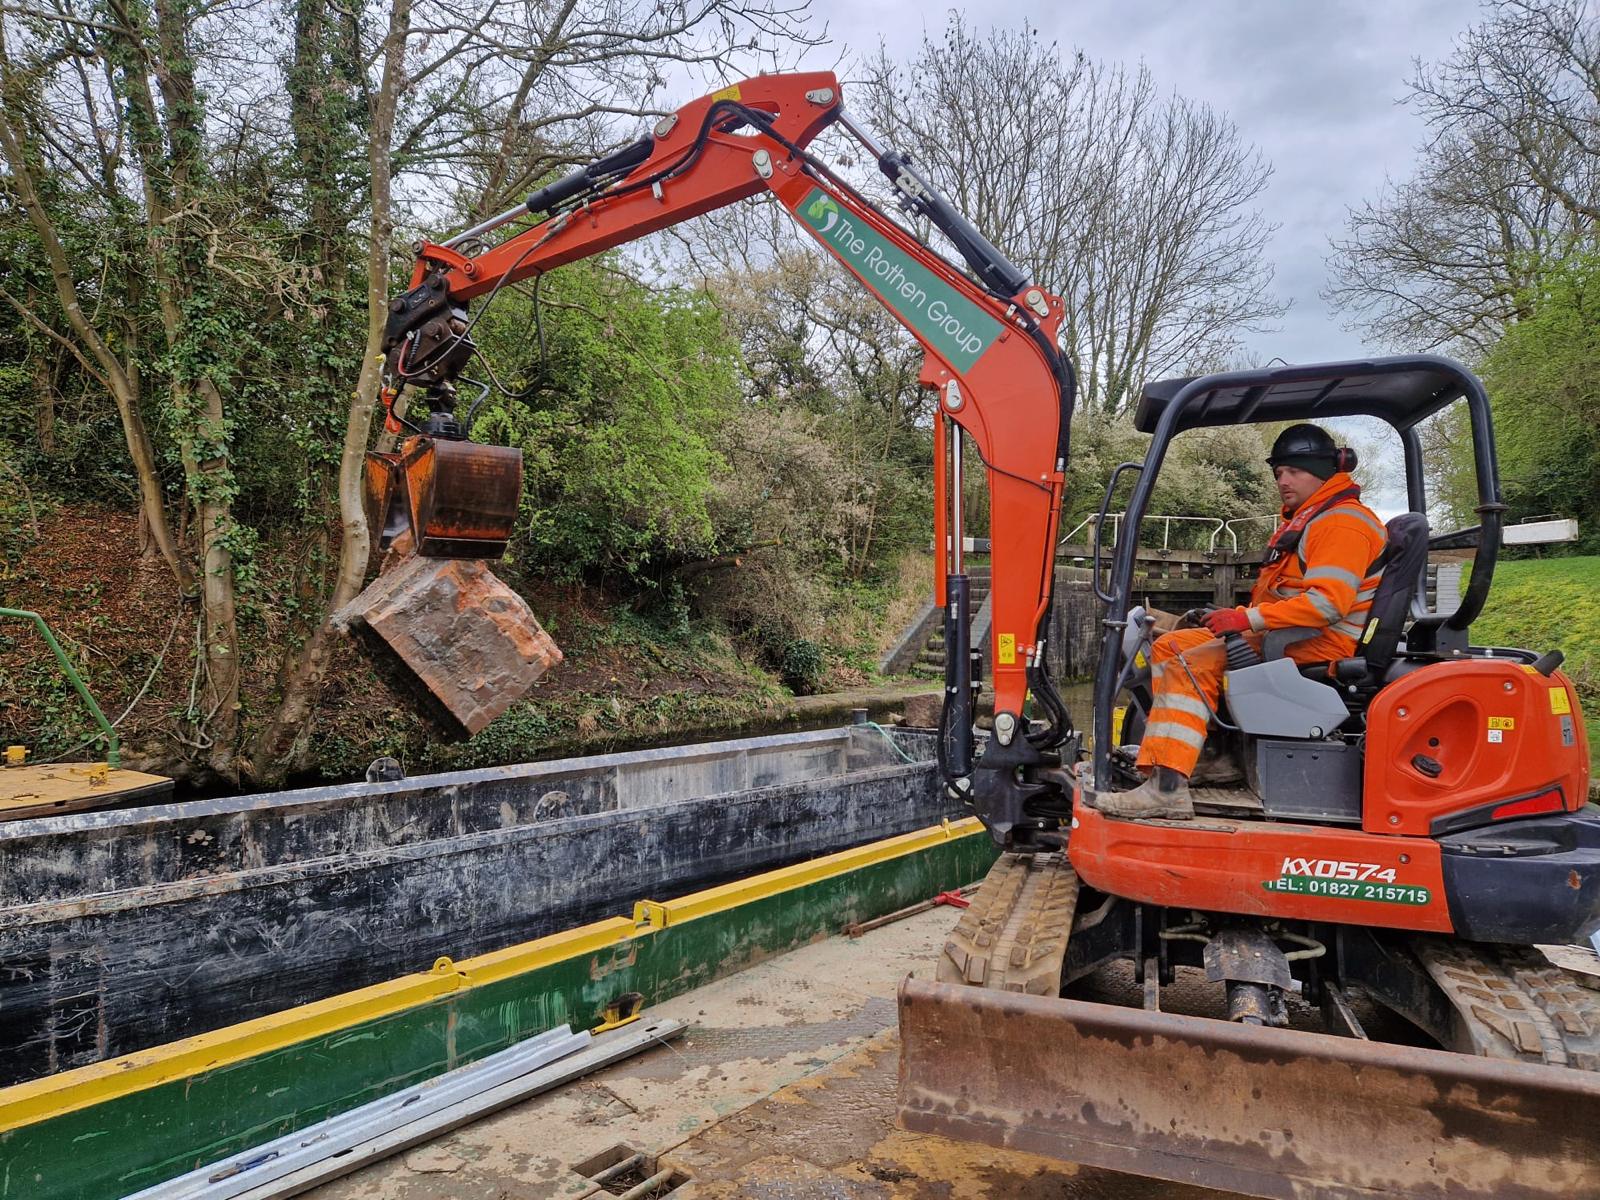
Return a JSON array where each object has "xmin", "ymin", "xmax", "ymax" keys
[{"xmin": 307, "ymin": 902, "xmax": 1211, "ymax": 1200}]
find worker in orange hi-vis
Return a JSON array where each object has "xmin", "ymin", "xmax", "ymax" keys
[{"xmin": 1094, "ymin": 425, "xmax": 1388, "ymax": 821}]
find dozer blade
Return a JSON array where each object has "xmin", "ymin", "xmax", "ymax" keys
[
  {"xmin": 898, "ymin": 976, "xmax": 1600, "ymax": 1200},
  {"xmin": 400, "ymin": 435, "xmax": 523, "ymax": 559}
]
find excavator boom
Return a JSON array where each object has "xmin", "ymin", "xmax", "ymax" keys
[{"xmin": 376, "ymin": 71, "xmax": 1075, "ymax": 821}]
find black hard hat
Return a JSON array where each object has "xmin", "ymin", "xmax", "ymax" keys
[{"xmin": 1267, "ymin": 424, "xmax": 1343, "ymax": 480}]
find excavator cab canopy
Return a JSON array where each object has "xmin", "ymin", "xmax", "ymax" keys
[
  {"xmin": 1131, "ymin": 353, "xmax": 1478, "ymax": 435},
  {"xmin": 1092, "ymin": 354, "xmax": 1507, "ymax": 791},
  {"xmin": 1123, "ymin": 352, "xmax": 1501, "ymax": 602}
]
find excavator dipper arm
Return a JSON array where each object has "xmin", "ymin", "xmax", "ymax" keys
[{"xmin": 382, "ymin": 71, "xmax": 1074, "ymax": 842}]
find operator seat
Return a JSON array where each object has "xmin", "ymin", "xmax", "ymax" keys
[
  {"xmin": 1322, "ymin": 511, "xmax": 1430, "ymax": 693},
  {"xmin": 1223, "ymin": 513, "xmax": 1431, "ymax": 742}
]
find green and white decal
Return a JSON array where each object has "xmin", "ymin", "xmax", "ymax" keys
[
  {"xmin": 1262, "ymin": 857, "xmax": 1430, "ymax": 905},
  {"xmin": 796, "ymin": 188, "xmax": 1003, "ymax": 374}
]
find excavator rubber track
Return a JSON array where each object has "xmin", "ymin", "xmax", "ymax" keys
[
  {"xmin": 935, "ymin": 851, "xmax": 1078, "ymax": 993},
  {"xmin": 900, "ymin": 851, "xmax": 1600, "ymax": 1199},
  {"xmin": 1416, "ymin": 937, "xmax": 1600, "ymax": 1069}
]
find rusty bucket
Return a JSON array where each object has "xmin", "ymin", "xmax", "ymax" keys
[
  {"xmin": 397, "ymin": 435, "xmax": 523, "ymax": 560},
  {"xmin": 362, "ymin": 451, "xmax": 411, "ymax": 558}
]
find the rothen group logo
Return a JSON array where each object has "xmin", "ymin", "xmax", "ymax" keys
[
  {"xmin": 796, "ymin": 186, "xmax": 1000, "ymax": 374},
  {"xmin": 807, "ymin": 193, "xmax": 840, "ymax": 233}
]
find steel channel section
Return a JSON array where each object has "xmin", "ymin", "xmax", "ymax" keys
[{"xmin": 898, "ymin": 977, "xmax": 1600, "ymax": 1200}]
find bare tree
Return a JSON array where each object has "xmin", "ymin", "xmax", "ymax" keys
[
  {"xmin": 1327, "ymin": 0, "xmax": 1600, "ymax": 352},
  {"xmin": 1414, "ymin": 0, "xmax": 1600, "ymax": 226},
  {"xmin": 2, "ymin": 0, "xmax": 346, "ymax": 780},
  {"xmin": 3, "ymin": 0, "xmax": 820, "ymax": 779},
  {"xmin": 857, "ymin": 17, "xmax": 1283, "ymax": 412},
  {"xmin": 1326, "ymin": 127, "xmax": 1574, "ymax": 353}
]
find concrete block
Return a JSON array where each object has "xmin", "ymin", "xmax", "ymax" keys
[
  {"xmin": 335, "ymin": 556, "xmax": 562, "ymax": 738},
  {"xmin": 898, "ymin": 692, "xmax": 943, "ymax": 728}
]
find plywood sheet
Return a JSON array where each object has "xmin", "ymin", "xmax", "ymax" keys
[{"xmin": 0, "ymin": 764, "xmax": 172, "ymax": 821}]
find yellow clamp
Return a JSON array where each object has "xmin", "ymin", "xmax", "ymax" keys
[
  {"xmin": 633, "ymin": 900, "xmax": 671, "ymax": 930},
  {"xmin": 592, "ymin": 991, "xmax": 645, "ymax": 1034},
  {"xmin": 3, "ymin": 746, "xmax": 26, "ymax": 767}
]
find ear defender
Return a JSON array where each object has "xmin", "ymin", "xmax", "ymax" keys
[{"xmin": 1335, "ymin": 447, "xmax": 1358, "ymax": 472}]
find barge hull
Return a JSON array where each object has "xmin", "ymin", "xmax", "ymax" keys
[
  {"xmin": 0, "ymin": 818, "xmax": 996, "ymax": 1200},
  {"xmin": 0, "ymin": 728, "xmax": 943, "ymax": 1083}
]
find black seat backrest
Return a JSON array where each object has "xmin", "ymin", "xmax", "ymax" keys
[{"xmin": 1358, "ymin": 512, "xmax": 1429, "ymax": 673}]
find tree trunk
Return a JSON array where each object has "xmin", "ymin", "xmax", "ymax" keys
[
  {"xmin": 190, "ymin": 378, "xmax": 242, "ymax": 776},
  {"xmin": 30, "ymin": 340, "xmax": 55, "ymax": 454},
  {"xmin": 104, "ymin": 0, "xmax": 244, "ymax": 778},
  {"xmin": 254, "ymin": 0, "xmax": 412, "ymax": 780},
  {"xmin": 0, "ymin": 58, "xmax": 190, "ymax": 591}
]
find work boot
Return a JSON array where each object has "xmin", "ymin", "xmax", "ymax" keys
[
  {"xmin": 1190, "ymin": 750, "xmax": 1243, "ymax": 787},
  {"xmin": 1093, "ymin": 766, "xmax": 1194, "ymax": 821}
]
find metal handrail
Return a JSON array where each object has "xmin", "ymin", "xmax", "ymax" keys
[
  {"xmin": 0, "ymin": 607, "xmax": 119, "ymax": 768},
  {"xmin": 1061, "ymin": 511, "xmax": 1119, "ymax": 546},
  {"xmin": 1149, "ymin": 515, "xmax": 1224, "ymax": 553},
  {"xmin": 1212, "ymin": 513, "xmax": 1282, "ymax": 553},
  {"xmin": 1066, "ymin": 512, "xmax": 1264, "ymax": 554}
]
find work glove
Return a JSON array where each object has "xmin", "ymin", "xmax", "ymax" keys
[{"xmin": 1202, "ymin": 607, "xmax": 1251, "ymax": 636}]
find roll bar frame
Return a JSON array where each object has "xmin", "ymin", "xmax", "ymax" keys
[{"xmin": 1090, "ymin": 355, "xmax": 1504, "ymax": 790}]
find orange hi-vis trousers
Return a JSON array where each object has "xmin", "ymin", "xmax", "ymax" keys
[
  {"xmin": 1134, "ymin": 628, "xmax": 1233, "ymax": 777},
  {"xmin": 1135, "ymin": 623, "xmax": 1357, "ymax": 776}
]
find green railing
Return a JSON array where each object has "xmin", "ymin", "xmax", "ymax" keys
[{"xmin": 0, "ymin": 607, "xmax": 119, "ymax": 768}]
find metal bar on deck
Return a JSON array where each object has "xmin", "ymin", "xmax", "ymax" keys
[{"xmin": 129, "ymin": 1019, "xmax": 685, "ymax": 1200}]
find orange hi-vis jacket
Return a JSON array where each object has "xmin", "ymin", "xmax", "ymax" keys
[
  {"xmin": 1134, "ymin": 472, "xmax": 1387, "ymax": 778},
  {"xmin": 1244, "ymin": 471, "xmax": 1388, "ymax": 663}
]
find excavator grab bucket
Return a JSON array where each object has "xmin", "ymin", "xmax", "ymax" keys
[
  {"xmin": 395, "ymin": 435, "xmax": 523, "ymax": 560},
  {"xmin": 898, "ymin": 976, "xmax": 1600, "ymax": 1200},
  {"xmin": 362, "ymin": 451, "xmax": 411, "ymax": 557}
]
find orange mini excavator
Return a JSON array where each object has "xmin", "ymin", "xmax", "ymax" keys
[{"xmin": 372, "ymin": 71, "xmax": 1600, "ymax": 1198}]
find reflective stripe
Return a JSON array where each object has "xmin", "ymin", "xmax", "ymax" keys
[
  {"xmin": 1297, "ymin": 504, "xmax": 1387, "ymax": 566},
  {"xmin": 1142, "ymin": 720, "xmax": 1207, "ymax": 749},
  {"xmin": 1152, "ymin": 692, "xmax": 1214, "ymax": 722},
  {"xmin": 1306, "ymin": 589, "xmax": 1342, "ymax": 622},
  {"xmin": 1304, "ymin": 564, "xmax": 1361, "ymax": 589},
  {"xmin": 1246, "ymin": 606, "xmax": 1267, "ymax": 633},
  {"xmin": 1332, "ymin": 618, "xmax": 1365, "ymax": 638},
  {"xmin": 1304, "ymin": 504, "xmax": 1387, "ymax": 542},
  {"xmin": 1355, "ymin": 584, "xmax": 1379, "ymax": 601}
]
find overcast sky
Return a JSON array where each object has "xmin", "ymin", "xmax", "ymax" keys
[
  {"xmin": 811, "ymin": 0, "xmax": 1480, "ymax": 368},
  {"xmin": 778, "ymin": 0, "xmax": 1486, "ymax": 513}
]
